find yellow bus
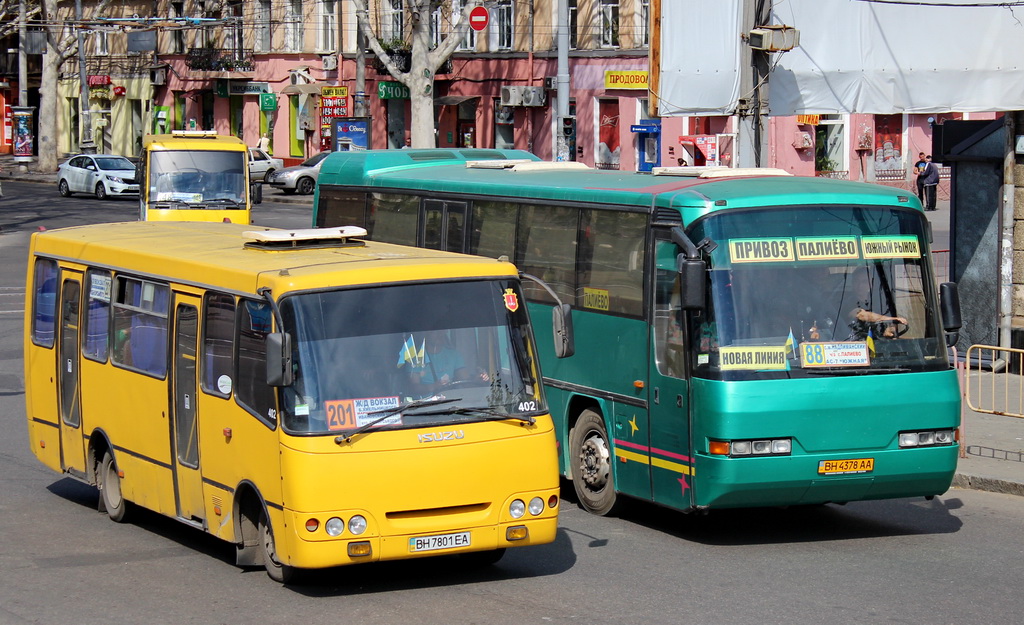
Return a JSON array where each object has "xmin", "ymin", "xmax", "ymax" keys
[
  {"xmin": 138, "ymin": 131, "xmax": 260, "ymax": 224},
  {"xmin": 25, "ymin": 221, "xmax": 570, "ymax": 582}
]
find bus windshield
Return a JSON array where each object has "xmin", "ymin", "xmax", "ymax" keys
[
  {"xmin": 278, "ymin": 279, "xmax": 545, "ymax": 434},
  {"xmin": 686, "ymin": 205, "xmax": 946, "ymax": 380},
  {"xmin": 149, "ymin": 150, "xmax": 246, "ymax": 206}
]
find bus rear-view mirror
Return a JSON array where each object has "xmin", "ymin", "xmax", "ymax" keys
[
  {"xmin": 553, "ymin": 303, "xmax": 575, "ymax": 358},
  {"xmin": 939, "ymin": 282, "xmax": 961, "ymax": 347},
  {"xmin": 677, "ymin": 255, "xmax": 706, "ymax": 310},
  {"xmin": 251, "ymin": 182, "xmax": 263, "ymax": 205},
  {"xmin": 266, "ymin": 332, "xmax": 293, "ymax": 387}
]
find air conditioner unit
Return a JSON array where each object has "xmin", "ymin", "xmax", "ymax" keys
[
  {"xmin": 500, "ymin": 85, "xmax": 523, "ymax": 107},
  {"xmin": 321, "ymin": 53, "xmax": 337, "ymax": 71},
  {"xmin": 748, "ymin": 26, "xmax": 800, "ymax": 52},
  {"xmin": 151, "ymin": 67, "xmax": 167, "ymax": 86},
  {"xmin": 522, "ymin": 86, "xmax": 546, "ymax": 107}
]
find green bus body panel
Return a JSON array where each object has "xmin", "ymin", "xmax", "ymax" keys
[{"xmin": 688, "ymin": 370, "xmax": 960, "ymax": 508}]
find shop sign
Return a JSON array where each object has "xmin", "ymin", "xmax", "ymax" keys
[
  {"xmin": 321, "ymin": 96, "xmax": 349, "ymax": 118},
  {"xmin": 797, "ymin": 115, "xmax": 820, "ymax": 125},
  {"xmin": 259, "ymin": 93, "xmax": 278, "ymax": 111},
  {"xmin": 604, "ymin": 70, "xmax": 648, "ymax": 90},
  {"xmin": 378, "ymin": 81, "xmax": 410, "ymax": 99},
  {"xmin": 631, "ymin": 123, "xmax": 660, "ymax": 134},
  {"xmin": 321, "ymin": 86, "xmax": 349, "ymax": 98},
  {"xmin": 112, "ymin": 85, "xmax": 126, "ymax": 96},
  {"xmin": 87, "ymin": 75, "xmax": 111, "ymax": 87},
  {"xmin": 228, "ymin": 81, "xmax": 271, "ymax": 96}
]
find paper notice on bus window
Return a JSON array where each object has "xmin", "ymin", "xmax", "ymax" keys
[
  {"xmin": 728, "ymin": 238, "xmax": 795, "ymax": 263},
  {"xmin": 324, "ymin": 396, "xmax": 401, "ymax": 431},
  {"xmin": 89, "ymin": 274, "xmax": 112, "ymax": 302},
  {"xmin": 719, "ymin": 346, "xmax": 790, "ymax": 370},
  {"xmin": 583, "ymin": 287, "xmax": 610, "ymax": 311},
  {"xmin": 799, "ymin": 342, "xmax": 870, "ymax": 367},
  {"xmin": 794, "ymin": 236, "xmax": 860, "ymax": 261},
  {"xmin": 860, "ymin": 236, "xmax": 920, "ymax": 259}
]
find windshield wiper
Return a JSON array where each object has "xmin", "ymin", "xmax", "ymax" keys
[
  {"xmin": 411, "ymin": 406, "xmax": 536, "ymax": 425},
  {"xmin": 334, "ymin": 396, "xmax": 460, "ymax": 445},
  {"xmin": 203, "ymin": 198, "xmax": 241, "ymax": 207}
]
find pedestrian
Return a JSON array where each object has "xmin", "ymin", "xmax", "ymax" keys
[
  {"xmin": 256, "ymin": 133, "xmax": 270, "ymax": 152},
  {"xmin": 921, "ymin": 155, "xmax": 940, "ymax": 211},
  {"xmin": 914, "ymin": 152, "xmax": 927, "ymax": 203}
]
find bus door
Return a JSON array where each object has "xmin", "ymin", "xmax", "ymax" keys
[
  {"xmin": 57, "ymin": 271, "xmax": 87, "ymax": 476},
  {"xmin": 647, "ymin": 236, "xmax": 695, "ymax": 511},
  {"xmin": 171, "ymin": 294, "xmax": 204, "ymax": 524},
  {"xmin": 422, "ymin": 199, "xmax": 467, "ymax": 252}
]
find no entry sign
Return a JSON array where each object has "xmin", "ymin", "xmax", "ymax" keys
[{"xmin": 469, "ymin": 6, "xmax": 489, "ymax": 31}]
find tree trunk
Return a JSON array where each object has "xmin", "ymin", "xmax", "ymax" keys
[{"xmin": 37, "ymin": 0, "xmax": 59, "ymax": 172}]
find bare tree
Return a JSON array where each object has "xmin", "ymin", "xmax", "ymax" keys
[{"xmin": 352, "ymin": 0, "xmax": 481, "ymax": 148}]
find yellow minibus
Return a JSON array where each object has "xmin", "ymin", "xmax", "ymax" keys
[
  {"xmin": 138, "ymin": 131, "xmax": 260, "ymax": 223},
  {"xmin": 25, "ymin": 221, "xmax": 570, "ymax": 582}
]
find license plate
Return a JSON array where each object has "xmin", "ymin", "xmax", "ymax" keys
[
  {"xmin": 818, "ymin": 458, "xmax": 874, "ymax": 475},
  {"xmin": 409, "ymin": 531, "xmax": 471, "ymax": 552}
]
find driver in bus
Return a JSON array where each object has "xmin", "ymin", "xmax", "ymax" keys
[
  {"xmin": 409, "ymin": 330, "xmax": 489, "ymax": 395},
  {"xmin": 801, "ymin": 267, "xmax": 907, "ymax": 341}
]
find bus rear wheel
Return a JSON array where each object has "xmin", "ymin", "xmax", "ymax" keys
[
  {"xmin": 259, "ymin": 509, "xmax": 297, "ymax": 584},
  {"xmin": 569, "ymin": 409, "xmax": 619, "ymax": 516},
  {"xmin": 99, "ymin": 451, "xmax": 129, "ymax": 523}
]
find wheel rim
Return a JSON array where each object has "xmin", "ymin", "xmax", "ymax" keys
[
  {"xmin": 103, "ymin": 459, "xmax": 122, "ymax": 509},
  {"xmin": 578, "ymin": 430, "xmax": 611, "ymax": 491},
  {"xmin": 96, "ymin": 185, "xmax": 106, "ymax": 199},
  {"xmin": 59, "ymin": 181, "xmax": 68, "ymax": 195},
  {"xmin": 261, "ymin": 516, "xmax": 280, "ymax": 567}
]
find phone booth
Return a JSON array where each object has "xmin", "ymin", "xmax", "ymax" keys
[{"xmin": 631, "ymin": 120, "xmax": 661, "ymax": 172}]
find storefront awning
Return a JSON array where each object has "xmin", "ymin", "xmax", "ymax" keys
[
  {"xmin": 434, "ymin": 95, "xmax": 479, "ymax": 106},
  {"xmin": 281, "ymin": 83, "xmax": 322, "ymax": 96}
]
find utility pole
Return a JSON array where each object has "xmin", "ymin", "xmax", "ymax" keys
[
  {"xmin": 554, "ymin": 0, "xmax": 572, "ymax": 161},
  {"xmin": 76, "ymin": 0, "xmax": 96, "ymax": 153},
  {"xmin": 16, "ymin": 0, "xmax": 29, "ymax": 171},
  {"xmin": 736, "ymin": 0, "xmax": 770, "ymax": 168}
]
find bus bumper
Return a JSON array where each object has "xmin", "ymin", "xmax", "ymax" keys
[
  {"xmin": 692, "ymin": 444, "xmax": 960, "ymax": 509},
  {"xmin": 278, "ymin": 514, "xmax": 558, "ymax": 570}
]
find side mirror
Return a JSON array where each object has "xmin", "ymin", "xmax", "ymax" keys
[
  {"xmin": 265, "ymin": 332, "xmax": 293, "ymax": 387},
  {"xmin": 251, "ymin": 181, "xmax": 263, "ymax": 205},
  {"xmin": 677, "ymin": 255, "xmax": 706, "ymax": 310},
  {"xmin": 552, "ymin": 303, "xmax": 575, "ymax": 358},
  {"xmin": 939, "ymin": 282, "xmax": 962, "ymax": 347}
]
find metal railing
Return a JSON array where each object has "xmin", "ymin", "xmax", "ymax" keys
[{"xmin": 963, "ymin": 345, "xmax": 1024, "ymax": 418}]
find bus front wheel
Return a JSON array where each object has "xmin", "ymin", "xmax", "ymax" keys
[
  {"xmin": 99, "ymin": 451, "xmax": 129, "ymax": 523},
  {"xmin": 569, "ymin": 409, "xmax": 619, "ymax": 516},
  {"xmin": 259, "ymin": 509, "xmax": 297, "ymax": 584}
]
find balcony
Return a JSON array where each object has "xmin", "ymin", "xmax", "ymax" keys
[
  {"xmin": 372, "ymin": 50, "xmax": 451, "ymax": 76},
  {"xmin": 185, "ymin": 47, "xmax": 255, "ymax": 72}
]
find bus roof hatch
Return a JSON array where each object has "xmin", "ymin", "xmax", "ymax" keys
[{"xmin": 242, "ymin": 226, "xmax": 368, "ymax": 249}]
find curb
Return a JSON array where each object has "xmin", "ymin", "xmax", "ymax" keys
[{"xmin": 952, "ymin": 473, "xmax": 1024, "ymax": 497}]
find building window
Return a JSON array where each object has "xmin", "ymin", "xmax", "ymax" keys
[
  {"xmin": 454, "ymin": 0, "xmax": 476, "ymax": 50},
  {"xmin": 170, "ymin": 1, "xmax": 185, "ymax": 53},
  {"xmin": 569, "ymin": 0, "xmax": 578, "ymax": 50},
  {"xmin": 600, "ymin": 0, "xmax": 619, "ymax": 48},
  {"xmin": 93, "ymin": 30, "xmax": 109, "ymax": 56},
  {"xmin": 640, "ymin": 0, "xmax": 650, "ymax": 46},
  {"xmin": 255, "ymin": 0, "xmax": 272, "ymax": 52},
  {"xmin": 228, "ymin": 1, "xmax": 244, "ymax": 57},
  {"xmin": 285, "ymin": 0, "xmax": 304, "ymax": 52},
  {"xmin": 318, "ymin": 0, "xmax": 337, "ymax": 52},
  {"xmin": 383, "ymin": 0, "xmax": 404, "ymax": 42},
  {"xmin": 493, "ymin": 0, "xmax": 513, "ymax": 50}
]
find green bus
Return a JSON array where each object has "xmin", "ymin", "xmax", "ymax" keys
[{"xmin": 312, "ymin": 148, "xmax": 963, "ymax": 515}]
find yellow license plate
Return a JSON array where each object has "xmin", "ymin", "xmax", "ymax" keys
[{"xmin": 818, "ymin": 458, "xmax": 874, "ymax": 475}]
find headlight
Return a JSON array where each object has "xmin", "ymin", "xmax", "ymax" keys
[
  {"xmin": 325, "ymin": 517, "xmax": 345, "ymax": 537},
  {"xmin": 710, "ymin": 438, "xmax": 791, "ymax": 457},
  {"xmin": 899, "ymin": 429, "xmax": 956, "ymax": 448},
  {"xmin": 348, "ymin": 515, "xmax": 367, "ymax": 535},
  {"xmin": 528, "ymin": 497, "xmax": 544, "ymax": 516},
  {"xmin": 106, "ymin": 176, "xmax": 125, "ymax": 184},
  {"xmin": 509, "ymin": 499, "xmax": 526, "ymax": 519}
]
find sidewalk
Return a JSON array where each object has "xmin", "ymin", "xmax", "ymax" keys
[
  {"xmin": 0, "ymin": 153, "xmax": 313, "ymax": 206},
  {"xmin": 3, "ymin": 153, "xmax": 1020, "ymax": 498}
]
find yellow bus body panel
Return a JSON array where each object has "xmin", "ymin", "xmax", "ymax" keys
[{"xmin": 24, "ymin": 221, "xmax": 555, "ymax": 568}]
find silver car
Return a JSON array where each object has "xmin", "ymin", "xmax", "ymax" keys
[
  {"xmin": 266, "ymin": 151, "xmax": 329, "ymax": 195},
  {"xmin": 248, "ymin": 147, "xmax": 284, "ymax": 182},
  {"xmin": 57, "ymin": 154, "xmax": 140, "ymax": 199}
]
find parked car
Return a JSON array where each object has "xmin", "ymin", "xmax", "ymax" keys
[
  {"xmin": 248, "ymin": 147, "xmax": 284, "ymax": 182},
  {"xmin": 266, "ymin": 151, "xmax": 330, "ymax": 195},
  {"xmin": 57, "ymin": 154, "xmax": 140, "ymax": 199}
]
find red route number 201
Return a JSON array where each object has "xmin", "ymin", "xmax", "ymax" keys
[{"xmin": 325, "ymin": 400, "xmax": 357, "ymax": 431}]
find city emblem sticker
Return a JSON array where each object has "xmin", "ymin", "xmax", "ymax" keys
[{"xmin": 503, "ymin": 288, "xmax": 519, "ymax": 312}]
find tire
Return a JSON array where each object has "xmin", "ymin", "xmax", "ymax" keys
[
  {"xmin": 296, "ymin": 177, "xmax": 315, "ymax": 195},
  {"xmin": 259, "ymin": 509, "xmax": 297, "ymax": 583},
  {"xmin": 569, "ymin": 409, "xmax": 619, "ymax": 516},
  {"xmin": 94, "ymin": 183, "xmax": 107, "ymax": 200},
  {"xmin": 281, "ymin": 188, "xmax": 296, "ymax": 195},
  {"xmin": 99, "ymin": 451, "xmax": 129, "ymax": 523},
  {"xmin": 58, "ymin": 179, "xmax": 72, "ymax": 197},
  {"xmin": 263, "ymin": 169, "xmax": 275, "ymax": 183}
]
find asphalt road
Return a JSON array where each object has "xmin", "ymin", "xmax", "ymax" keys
[{"xmin": 0, "ymin": 182, "xmax": 1019, "ymax": 625}]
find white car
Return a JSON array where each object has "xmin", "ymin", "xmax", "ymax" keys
[
  {"xmin": 57, "ymin": 154, "xmax": 140, "ymax": 199},
  {"xmin": 248, "ymin": 148, "xmax": 284, "ymax": 182},
  {"xmin": 266, "ymin": 151, "xmax": 330, "ymax": 195}
]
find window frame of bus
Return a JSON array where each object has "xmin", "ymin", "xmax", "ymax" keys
[
  {"xmin": 31, "ymin": 258, "xmax": 59, "ymax": 349},
  {"xmin": 110, "ymin": 275, "xmax": 170, "ymax": 379},
  {"xmin": 201, "ymin": 292, "xmax": 236, "ymax": 399},
  {"xmin": 233, "ymin": 297, "xmax": 278, "ymax": 428},
  {"xmin": 82, "ymin": 268, "xmax": 113, "ymax": 363}
]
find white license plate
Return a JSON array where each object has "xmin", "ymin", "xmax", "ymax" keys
[{"xmin": 409, "ymin": 531, "xmax": 471, "ymax": 552}]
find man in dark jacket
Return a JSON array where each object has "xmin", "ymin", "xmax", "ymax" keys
[{"xmin": 921, "ymin": 155, "xmax": 940, "ymax": 211}]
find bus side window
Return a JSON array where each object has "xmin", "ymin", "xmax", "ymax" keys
[
  {"xmin": 201, "ymin": 293, "xmax": 236, "ymax": 397},
  {"xmin": 31, "ymin": 258, "xmax": 59, "ymax": 348},
  {"xmin": 111, "ymin": 277, "xmax": 169, "ymax": 377},
  {"xmin": 654, "ymin": 258, "xmax": 686, "ymax": 379},
  {"xmin": 316, "ymin": 187, "xmax": 368, "ymax": 229},
  {"xmin": 82, "ymin": 269, "xmax": 112, "ymax": 362},
  {"xmin": 235, "ymin": 299, "xmax": 277, "ymax": 424}
]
